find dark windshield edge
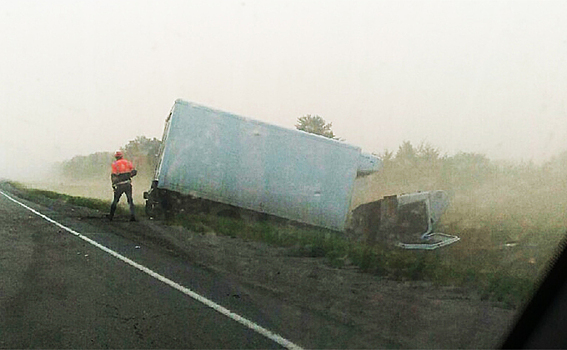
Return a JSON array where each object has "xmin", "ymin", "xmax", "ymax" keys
[{"xmin": 501, "ymin": 232, "xmax": 567, "ymax": 348}]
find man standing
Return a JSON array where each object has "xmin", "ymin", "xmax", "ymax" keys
[{"xmin": 109, "ymin": 150, "xmax": 137, "ymax": 221}]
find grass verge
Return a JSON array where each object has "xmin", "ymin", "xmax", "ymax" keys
[
  {"xmin": 1, "ymin": 180, "xmax": 541, "ymax": 308},
  {"xmin": 169, "ymin": 210, "xmax": 537, "ymax": 308},
  {"xmin": 1, "ymin": 181, "xmax": 135, "ymax": 216}
]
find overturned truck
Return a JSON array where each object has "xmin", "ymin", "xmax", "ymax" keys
[{"xmin": 144, "ymin": 100, "xmax": 459, "ymax": 249}]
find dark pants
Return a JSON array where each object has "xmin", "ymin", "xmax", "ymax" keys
[{"xmin": 109, "ymin": 183, "xmax": 135, "ymax": 219}]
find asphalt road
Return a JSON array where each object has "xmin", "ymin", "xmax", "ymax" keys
[{"xmin": 0, "ymin": 191, "xmax": 299, "ymax": 349}]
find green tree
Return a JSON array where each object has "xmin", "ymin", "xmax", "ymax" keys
[
  {"xmin": 442, "ymin": 151, "xmax": 494, "ymax": 187},
  {"xmin": 375, "ymin": 141, "xmax": 445, "ymax": 190},
  {"xmin": 393, "ymin": 141, "xmax": 442, "ymax": 168},
  {"xmin": 416, "ymin": 142, "xmax": 441, "ymax": 163},
  {"xmin": 122, "ymin": 136, "xmax": 162, "ymax": 177},
  {"xmin": 378, "ymin": 149, "xmax": 394, "ymax": 164},
  {"xmin": 295, "ymin": 115, "xmax": 337, "ymax": 139},
  {"xmin": 56, "ymin": 136, "xmax": 162, "ymax": 180},
  {"xmin": 58, "ymin": 152, "xmax": 113, "ymax": 179},
  {"xmin": 123, "ymin": 136, "xmax": 161, "ymax": 160},
  {"xmin": 395, "ymin": 141, "xmax": 418, "ymax": 164}
]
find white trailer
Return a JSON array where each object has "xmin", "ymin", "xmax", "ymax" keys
[
  {"xmin": 145, "ymin": 99, "xmax": 382, "ymax": 231},
  {"xmin": 144, "ymin": 100, "xmax": 459, "ymax": 249}
]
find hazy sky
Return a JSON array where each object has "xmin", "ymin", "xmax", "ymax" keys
[{"xmin": 1, "ymin": 0, "xmax": 566, "ymax": 178}]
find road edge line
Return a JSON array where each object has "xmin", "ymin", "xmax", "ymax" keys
[{"xmin": 0, "ymin": 190, "xmax": 303, "ymax": 350}]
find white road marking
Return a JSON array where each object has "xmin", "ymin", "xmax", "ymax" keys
[{"xmin": 0, "ymin": 190, "xmax": 302, "ymax": 350}]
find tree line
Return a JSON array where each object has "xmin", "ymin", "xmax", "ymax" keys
[
  {"xmin": 55, "ymin": 136, "xmax": 161, "ymax": 180},
  {"xmin": 296, "ymin": 114, "xmax": 567, "ymax": 194},
  {"xmin": 54, "ymin": 115, "xmax": 566, "ymax": 194}
]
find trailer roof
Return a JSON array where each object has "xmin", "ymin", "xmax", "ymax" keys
[{"xmin": 174, "ymin": 99, "xmax": 362, "ymax": 152}]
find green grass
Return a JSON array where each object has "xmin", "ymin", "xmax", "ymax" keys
[
  {"xmin": 3, "ymin": 178, "xmax": 562, "ymax": 309},
  {"xmin": 2, "ymin": 181, "xmax": 132, "ymax": 216}
]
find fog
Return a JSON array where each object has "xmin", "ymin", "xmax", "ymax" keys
[{"xmin": 1, "ymin": 0, "xmax": 566, "ymax": 181}]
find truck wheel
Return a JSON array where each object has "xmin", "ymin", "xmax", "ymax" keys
[
  {"xmin": 145, "ymin": 200, "xmax": 159, "ymax": 218},
  {"xmin": 159, "ymin": 190, "xmax": 175, "ymax": 220}
]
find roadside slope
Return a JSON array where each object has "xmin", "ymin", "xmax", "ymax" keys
[{"xmin": 1, "ymin": 183, "xmax": 516, "ymax": 348}]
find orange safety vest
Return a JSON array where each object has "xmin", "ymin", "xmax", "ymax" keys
[{"xmin": 112, "ymin": 159, "xmax": 134, "ymax": 175}]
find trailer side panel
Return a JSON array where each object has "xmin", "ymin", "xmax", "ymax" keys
[{"xmin": 156, "ymin": 100, "xmax": 361, "ymax": 231}]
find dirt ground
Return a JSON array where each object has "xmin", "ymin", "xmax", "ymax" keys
[
  {"xmin": 8, "ymin": 181, "xmax": 518, "ymax": 349},
  {"xmin": 141, "ymin": 222, "xmax": 516, "ymax": 349}
]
